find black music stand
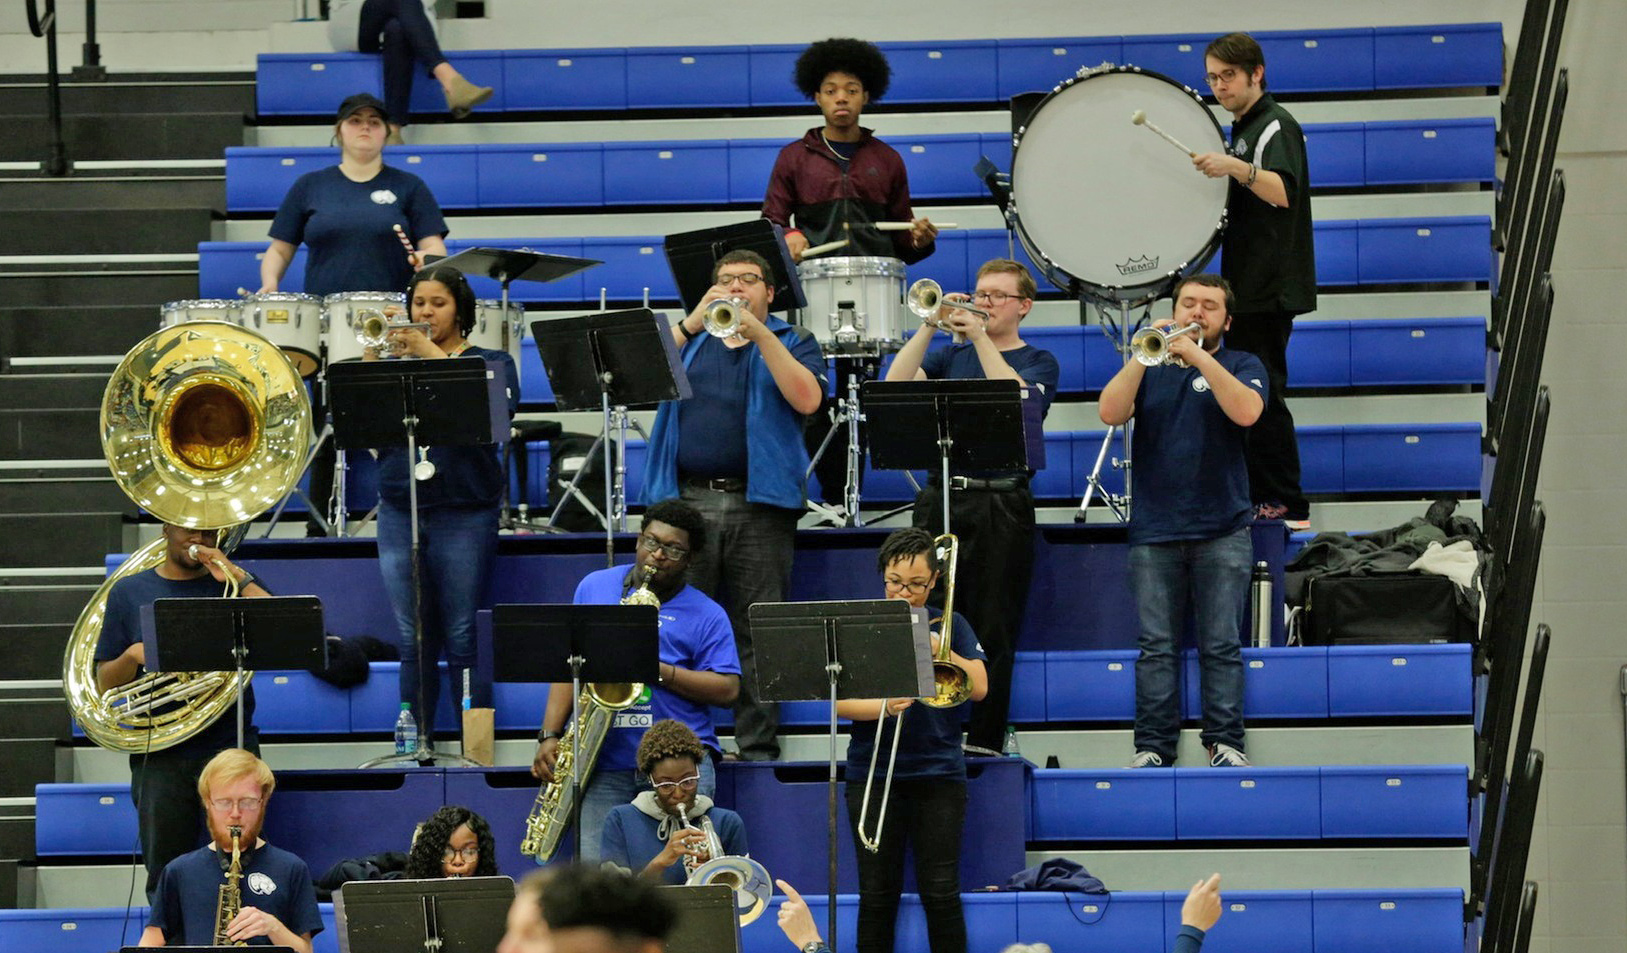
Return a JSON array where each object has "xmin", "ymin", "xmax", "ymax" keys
[
  {"xmin": 660, "ymin": 884, "xmax": 741, "ymax": 953},
  {"xmin": 749, "ymin": 598, "xmax": 931, "ymax": 953},
  {"xmin": 531, "ymin": 309, "xmax": 689, "ymax": 559},
  {"xmin": 862, "ymin": 379, "xmax": 1039, "ymax": 536},
  {"xmin": 333, "ymin": 875, "xmax": 514, "ymax": 953},
  {"xmin": 146, "ymin": 596, "xmax": 325, "ymax": 750},
  {"xmin": 492, "ymin": 602, "xmax": 661, "ymax": 862},
  {"xmin": 435, "ymin": 246, "xmax": 600, "ymax": 323},
  {"xmin": 125, "ymin": 948, "xmax": 297, "ymax": 952},
  {"xmin": 665, "ymin": 218, "xmax": 805, "ymax": 314},
  {"xmin": 329, "ymin": 359, "xmax": 506, "ymax": 769}
]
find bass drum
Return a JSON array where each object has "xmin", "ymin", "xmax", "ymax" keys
[
  {"xmin": 1011, "ymin": 66, "xmax": 1228, "ymax": 304},
  {"xmin": 322, "ymin": 291, "xmax": 406, "ymax": 365},
  {"xmin": 160, "ymin": 299, "xmax": 242, "ymax": 329},
  {"xmin": 241, "ymin": 292, "xmax": 324, "ymax": 377},
  {"xmin": 473, "ymin": 299, "xmax": 527, "ymax": 380}
]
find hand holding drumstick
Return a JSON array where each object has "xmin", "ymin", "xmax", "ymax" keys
[{"xmin": 393, "ymin": 224, "xmax": 423, "ymax": 269}]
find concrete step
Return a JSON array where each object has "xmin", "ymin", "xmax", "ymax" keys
[
  {"xmin": 0, "ymin": 474, "xmax": 130, "ymax": 515},
  {"xmin": 5, "ymin": 623, "xmax": 76, "ymax": 682},
  {"xmin": 0, "ymin": 373, "xmax": 108, "ymax": 407},
  {"xmin": 0, "ymin": 76, "xmax": 253, "ymax": 116},
  {"xmin": 0, "ymin": 580, "xmax": 99, "ymax": 623},
  {"xmin": 8, "ymin": 207, "xmax": 213, "ymax": 256},
  {"xmin": 0, "ymin": 174, "xmax": 223, "ymax": 213},
  {"xmin": 0, "ymin": 690, "xmax": 70, "ymax": 743},
  {"xmin": 0, "ymin": 513, "xmax": 126, "ymax": 569},
  {"xmin": 1032, "ymin": 846, "xmax": 1469, "ymax": 892},
  {"xmin": 0, "ymin": 269, "xmax": 197, "ymax": 308},
  {"xmin": 1, "ymin": 111, "xmax": 246, "ymax": 162},
  {"xmin": 0, "ymin": 408, "xmax": 102, "ymax": 459},
  {"xmin": 0, "ymin": 305, "xmax": 157, "ymax": 359},
  {"xmin": 0, "ymin": 797, "xmax": 35, "ymax": 862},
  {"xmin": 0, "ymin": 738, "xmax": 56, "ymax": 798}
]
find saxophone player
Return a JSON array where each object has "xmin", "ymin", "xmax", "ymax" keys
[
  {"xmin": 138, "ymin": 748, "xmax": 322, "ymax": 950},
  {"xmin": 531, "ymin": 500, "xmax": 741, "ymax": 864}
]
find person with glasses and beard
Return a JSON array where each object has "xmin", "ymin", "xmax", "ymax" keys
[
  {"xmin": 600, "ymin": 719, "xmax": 749, "ymax": 884},
  {"xmin": 531, "ymin": 499, "xmax": 741, "ymax": 863},
  {"xmin": 138, "ymin": 748, "xmax": 322, "ymax": 950}
]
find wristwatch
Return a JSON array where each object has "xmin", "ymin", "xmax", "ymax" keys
[
  {"xmin": 538, "ymin": 729, "xmax": 564, "ymax": 743},
  {"xmin": 802, "ymin": 943, "xmax": 824, "ymax": 953}
]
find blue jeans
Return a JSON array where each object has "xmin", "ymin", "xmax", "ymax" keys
[
  {"xmin": 1129, "ymin": 527, "xmax": 1252, "ymax": 762},
  {"xmin": 576, "ymin": 756, "xmax": 717, "ymax": 865},
  {"xmin": 378, "ymin": 502, "xmax": 497, "ymax": 740}
]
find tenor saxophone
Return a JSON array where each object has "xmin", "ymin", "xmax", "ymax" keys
[
  {"xmin": 520, "ymin": 566, "xmax": 658, "ymax": 861},
  {"xmin": 213, "ymin": 825, "xmax": 245, "ymax": 946}
]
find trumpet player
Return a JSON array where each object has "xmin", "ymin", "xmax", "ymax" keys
[
  {"xmin": 94, "ymin": 523, "xmax": 271, "ymax": 903},
  {"xmin": 601, "ymin": 719, "xmax": 749, "ymax": 884},
  {"xmin": 139, "ymin": 748, "xmax": 322, "ymax": 950},
  {"xmin": 885, "ymin": 258, "xmax": 1058, "ymax": 757},
  {"xmin": 647, "ymin": 249, "xmax": 825, "ymax": 763},
  {"xmin": 531, "ymin": 501, "xmax": 740, "ymax": 864},
  {"xmin": 836, "ymin": 528, "xmax": 987, "ymax": 953},
  {"xmin": 1099, "ymin": 274, "xmax": 1265, "ymax": 770}
]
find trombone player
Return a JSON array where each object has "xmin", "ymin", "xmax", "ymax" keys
[
  {"xmin": 836, "ymin": 527, "xmax": 987, "ymax": 953},
  {"xmin": 95, "ymin": 524, "xmax": 271, "ymax": 903}
]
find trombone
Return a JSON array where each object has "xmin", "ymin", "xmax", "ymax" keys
[
  {"xmin": 1130, "ymin": 322, "xmax": 1202, "ymax": 367},
  {"xmin": 907, "ymin": 278, "xmax": 988, "ymax": 344}
]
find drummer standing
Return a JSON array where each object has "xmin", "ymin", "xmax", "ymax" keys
[
  {"xmin": 258, "ymin": 92, "xmax": 449, "ymax": 536},
  {"xmin": 884, "ymin": 258, "xmax": 1059, "ymax": 756},
  {"xmin": 1190, "ymin": 33, "xmax": 1315, "ymax": 528},
  {"xmin": 763, "ymin": 38, "xmax": 940, "ymax": 514}
]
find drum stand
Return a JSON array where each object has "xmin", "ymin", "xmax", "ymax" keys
[
  {"xmin": 543, "ymin": 402, "xmax": 648, "ymax": 538},
  {"xmin": 1074, "ymin": 297, "xmax": 1157, "ymax": 524},
  {"xmin": 805, "ymin": 355, "xmax": 877, "ymax": 527}
]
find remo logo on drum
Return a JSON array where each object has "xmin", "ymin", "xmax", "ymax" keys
[{"xmin": 1117, "ymin": 255, "xmax": 1160, "ymax": 276}]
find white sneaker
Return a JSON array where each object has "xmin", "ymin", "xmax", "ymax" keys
[
  {"xmin": 1126, "ymin": 750, "xmax": 1166, "ymax": 768},
  {"xmin": 1208, "ymin": 743, "xmax": 1250, "ymax": 767}
]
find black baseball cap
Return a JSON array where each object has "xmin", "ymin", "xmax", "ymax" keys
[{"xmin": 336, "ymin": 92, "xmax": 390, "ymax": 124}]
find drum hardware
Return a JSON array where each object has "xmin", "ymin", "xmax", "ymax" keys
[
  {"xmin": 1131, "ymin": 109, "xmax": 1197, "ymax": 157},
  {"xmin": 804, "ymin": 354, "xmax": 878, "ymax": 529},
  {"xmin": 796, "ymin": 256, "xmax": 908, "ymax": 356}
]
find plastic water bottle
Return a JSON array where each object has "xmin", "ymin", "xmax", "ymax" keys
[
  {"xmin": 394, "ymin": 703, "xmax": 419, "ymax": 756},
  {"xmin": 1002, "ymin": 725, "xmax": 1021, "ymax": 757}
]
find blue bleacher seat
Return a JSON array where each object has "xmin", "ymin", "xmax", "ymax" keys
[
  {"xmin": 503, "ymin": 48, "xmax": 629, "ymax": 110},
  {"xmin": 625, "ymin": 45, "xmax": 751, "ymax": 108},
  {"xmin": 907, "ymin": 230, "xmax": 970, "ymax": 296},
  {"xmin": 388, "ymin": 145, "xmax": 480, "ymax": 209},
  {"xmin": 1298, "ymin": 424, "xmax": 1345, "ymax": 493},
  {"xmin": 1031, "ymin": 769, "xmax": 1177, "ymax": 840},
  {"xmin": 1364, "ymin": 119, "xmax": 1497, "ymax": 185},
  {"xmin": 1045, "ymin": 649, "xmax": 1137, "ymax": 721},
  {"xmin": 1009, "ymin": 652, "xmax": 1047, "ymax": 723},
  {"xmin": 1306, "ymin": 123, "xmax": 1365, "ymax": 188},
  {"xmin": 349, "ymin": 663, "xmax": 460, "ymax": 733},
  {"xmin": 877, "ymin": 40, "xmax": 1000, "ymax": 103},
  {"xmin": 1326, "ymin": 644, "xmax": 1473, "ymax": 716},
  {"xmin": 1016, "ymin": 892, "xmax": 1166, "ymax": 951},
  {"xmin": 406, "ymin": 50, "xmax": 505, "ymax": 114},
  {"xmin": 1070, "ymin": 429, "xmax": 1129, "ymax": 498},
  {"xmin": 890, "ymin": 134, "xmax": 985, "ymax": 200},
  {"xmin": 197, "ymin": 241, "xmax": 304, "ymax": 297},
  {"xmin": 1358, "ymin": 216, "xmax": 1493, "ymax": 285},
  {"xmin": 1253, "ymin": 28, "xmax": 1376, "ymax": 92},
  {"xmin": 1320, "ymin": 765, "xmax": 1469, "ymax": 839},
  {"xmin": 1033, "ymin": 431, "xmax": 1073, "ymax": 499},
  {"xmin": 1372, "ymin": 23, "xmax": 1503, "ymax": 89},
  {"xmin": 1019, "ymin": 326, "xmax": 1085, "ymax": 397},
  {"xmin": 728, "ymin": 138, "xmax": 784, "ymax": 204},
  {"xmin": 1176, "ymin": 767, "xmax": 1322, "ymax": 839},
  {"xmin": 578, "ymin": 235, "xmax": 677, "ymax": 301},
  {"xmin": 1183, "ymin": 647, "xmax": 1331, "ymax": 720},
  {"xmin": 268, "ymin": 771, "xmax": 446, "ymax": 879},
  {"xmin": 225, "ymin": 147, "xmax": 335, "ymax": 213},
  {"xmin": 1314, "ymin": 220, "xmax": 1361, "ymax": 286},
  {"xmin": 1348, "ymin": 317, "xmax": 1486, "ymax": 387},
  {"xmin": 476, "ymin": 143, "xmax": 604, "ymax": 208},
  {"xmin": 601, "ymin": 140, "xmax": 729, "ymax": 205},
  {"xmin": 34, "ymin": 784, "xmax": 134, "ymax": 855},
  {"xmin": 1342, "ymin": 422, "xmax": 1482, "ymax": 493},
  {"xmin": 1287, "ymin": 320, "xmax": 1352, "ymax": 388},
  {"xmin": 1119, "ymin": 33, "xmax": 1218, "ymax": 89},
  {"xmin": 745, "ymin": 44, "xmax": 805, "ymax": 108},
  {"xmin": 995, "ymin": 36, "xmax": 1123, "ymax": 99},
  {"xmin": 1081, "ymin": 325, "xmax": 1122, "ymax": 391},
  {"xmin": 444, "ymin": 237, "xmax": 588, "ymax": 303},
  {"xmin": 254, "ymin": 670, "xmax": 352, "ymax": 734},
  {"xmin": 1312, "ymin": 888, "xmax": 1466, "ymax": 953},
  {"xmin": 1163, "ymin": 890, "xmax": 1314, "ymax": 953},
  {"xmin": 256, "ymin": 53, "xmax": 381, "ymax": 115}
]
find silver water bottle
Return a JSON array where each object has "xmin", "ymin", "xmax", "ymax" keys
[{"xmin": 1250, "ymin": 561, "xmax": 1274, "ymax": 648}]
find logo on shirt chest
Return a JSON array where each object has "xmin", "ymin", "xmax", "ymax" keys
[
  {"xmin": 248, "ymin": 872, "xmax": 277, "ymax": 896},
  {"xmin": 1230, "ymin": 136, "xmax": 1249, "ymax": 157},
  {"xmin": 370, "ymin": 189, "xmax": 399, "ymax": 205},
  {"xmin": 1191, "ymin": 377, "xmax": 1211, "ymax": 394}
]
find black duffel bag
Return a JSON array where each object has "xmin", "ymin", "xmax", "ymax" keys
[{"xmin": 1302, "ymin": 573, "xmax": 1476, "ymax": 645}]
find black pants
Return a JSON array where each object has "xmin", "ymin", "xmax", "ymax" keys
[
  {"xmin": 357, "ymin": 0, "xmax": 447, "ymax": 124},
  {"xmin": 129, "ymin": 732, "xmax": 259, "ymax": 903},
  {"xmin": 845, "ymin": 779, "xmax": 968, "ymax": 953},
  {"xmin": 913, "ymin": 482, "xmax": 1036, "ymax": 753},
  {"xmin": 1224, "ymin": 312, "xmax": 1308, "ymax": 518}
]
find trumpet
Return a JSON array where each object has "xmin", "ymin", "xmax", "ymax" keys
[
  {"xmin": 1130, "ymin": 322, "xmax": 1203, "ymax": 367},
  {"xmin": 677, "ymin": 803, "xmax": 772, "ymax": 926},
  {"xmin": 702, "ymin": 296, "xmax": 750, "ymax": 339},
  {"xmin": 907, "ymin": 278, "xmax": 988, "ymax": 344},
  {"xmin": 356, "ymin": 309, "xmax": 431, "ymax": 355}
]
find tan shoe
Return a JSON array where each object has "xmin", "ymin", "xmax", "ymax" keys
[
  {"xmin": 443, "ymin": 74, "xmax": 494, "ymax": 119},
  {"xmin": 385, "ymin": 127, "xmax": 405, "ymax": 147}
]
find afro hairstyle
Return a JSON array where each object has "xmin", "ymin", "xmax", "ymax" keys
[{"xmin": 794, "ymin": 37, "xmax": 891, "ymax": 101}]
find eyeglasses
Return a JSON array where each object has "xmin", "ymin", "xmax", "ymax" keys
[
  {"xmin": 639, "ymin": 534, "xmax": 690, "ymax": 561},
  {"xmin": 971, "ymin": 291, "xmax": 1024, "ymax": 306},
  {"xmin": 884, "ymin": 577, "xmax": 931, "ymax": 595},
  {"xmin": 442, "ymin": 846, "xmax": 481, "ymax": 862},
  {"xmin": 717, "ymin": 272, "xmax": 765, "ymax": 287},
  {"xmin": 652, "ymin": 775, "xmax": 700, "ymax": 794},
  {"xmin": 209, "ymin": 797, "xmax": 263, "ymax": 813},
  {"xmin": 1204, "ymin": 67, "xmax": 1243, "ymax": 86}
]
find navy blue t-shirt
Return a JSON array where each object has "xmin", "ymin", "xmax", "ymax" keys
[
  {"xmin": 844, "ymin": 609, "xmax": 985, "ymax": 782},
  {"xmin": 94, "ymin": 568, "xmax": 258, "ymax": 759},
  {"xmin": 1128, "ymin": 348, "xmax": 1269, "ymax": 546},
  {"xmin": 268, "ymin": 165, "xmax": 447, "ymax": 297},
  {"xmin": 377, "ymin": 348, "xmax": 520, "ymax": 510},
  {"xmin": 147, "ymin": 842, "xmax": 323, "ymax": 945},
  {"xmin": 675, "ymin": 339, "xmax": 752, "ymax": 479},
  {"xmin": 921, "ymin": 342, "xmax": 1060, "ymax": 476}
]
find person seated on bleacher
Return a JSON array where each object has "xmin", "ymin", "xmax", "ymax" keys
[
  {"xmin": 532, "ymin": 500, "xmax": 741, "ymax": 864},
  {"xmin": 1099, "ymin": 274, "xmax": 1265, "ymax": 770},
  {"xmin": 836, "ymin": 527, "xmax": 988, "ymax": 953},
  {"xmin": 327, "ymin": 0, "xmax": 494, "ymax": 145},
  {"xmin": 93, "ymin": 523, "xmax": 272, "ymax": 904},
  {"xmin": 600, "ymin": 719, "xmax": 749, "ymax": 884},
  {"xmin": 138, "ymin": 748, "xmax": 323, "ymax": 950},
  {"xmin": 404, "ymin": 805, "xmax": 498, "ymax": 879}
]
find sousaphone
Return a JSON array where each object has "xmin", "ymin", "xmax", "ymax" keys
[{"xmin": 63, "ymin": 321, "xmax": 312, "ymax": 752}]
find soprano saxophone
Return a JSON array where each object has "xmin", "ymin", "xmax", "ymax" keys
[
  {"xmin": 520, "ymin": 566, "xmax": 658, "ymax": 861},
  {"xmin": 213, "ymin": 825, "xmax": 245, "ymax": 946}
]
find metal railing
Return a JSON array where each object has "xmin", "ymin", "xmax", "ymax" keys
[{"xmin": 24, "ymin": 0, "xmax": 109, "ymax": 176}]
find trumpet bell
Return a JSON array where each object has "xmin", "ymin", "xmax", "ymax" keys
[
  {"xmin": 907, "ymin": 277, "xmax": 943, "ymax": 320},
  {"xmin": 703, "ymin": 297, "xmax": 748, "ymax": 338},
  {"xmin": 689, "ymin": 854, "xmax": 773, "ymax": 926}
]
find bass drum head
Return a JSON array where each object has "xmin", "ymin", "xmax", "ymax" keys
[{"xmin": 1011, "ymin": 67, "xmax": 1228, "ymax": 304}]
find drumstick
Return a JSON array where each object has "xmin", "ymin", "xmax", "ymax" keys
[
  {"xmin": 874, "ymin": 221, "xmax": 959, "ymax": 231},
  {"xmin": 1131, "ymin": 110, "xmax": 1196, "ymax": 157},
  {"xmin": 801, "ymin": 238, "xmax": 850, "ymax": 257},
  {"xmin": 392, "ymin": 224, "xmax": 419, "ymax": 262}
]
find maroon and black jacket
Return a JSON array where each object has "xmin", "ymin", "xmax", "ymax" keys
[{"xmin": 760, "ymin": 126, "xmax": 936, "ymax": 264}]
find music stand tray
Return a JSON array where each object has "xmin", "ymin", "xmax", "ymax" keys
[
  {"xmin": 490, "ymin": 603, "xmax": 660, "ymax": 685},
  {"xmin": 531, "ymin": 308, "xmax": 690, "ymax": 412},
  {"xmin": 327, "ymin": 359, "xmax": 507, "ymax": 453},
  {"xmin": 664, "ymin": 218, "xmax": 805, "ymax": 313},
  {"xmin": 334, "ymin": 875, "xmax": 514, "ymax": 953},
  {"xmin": 434, "ymin": 247, "xmax": 600, "ymax": 287}
]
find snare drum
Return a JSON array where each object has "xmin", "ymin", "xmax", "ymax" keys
[
  {"xmin": 160, "ymin": 299, "xmax": 242, "ymax": 328},
  {"xmin": 322, "ymin": 292, "xmax": 407, "ymax": 365},
  {"xmin": 472, "ymin": 299, "xmax": 527, "ymax": 380},
  {"xmin": 794, "ymin": 256, "xmax": 907, "ymax": 354},
  {"xmin": 1011, "ymin": 66, "xmax": 1228, "ymax": 304},
  {"xmin": 241, "ymin": 292, "xmax": 324, "ymax": 377}
]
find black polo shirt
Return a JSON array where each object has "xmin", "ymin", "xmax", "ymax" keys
[{"xmin": 1221, "ymin": 93, "xmax": 1317, "ymax": 316}]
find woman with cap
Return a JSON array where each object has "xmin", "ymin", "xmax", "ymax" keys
[{"xmin": 328, "ymin": 0, "xmax": 493, "ymax": 143}]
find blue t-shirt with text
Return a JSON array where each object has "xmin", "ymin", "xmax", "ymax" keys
[
  {"xmin": 1128, "ymin": 348, "xmax": 1268, "ymax": 546},
  {"xmin": 268, "ymin": 164, "xmax": 447, "ymax": 297},
  {"xmin": 147, "ymin": 842, "xmax": 323, "ymax": 945},
  {"xmin": 573, "ymin": 566, "xmax": 740, "ymax": 771}
]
